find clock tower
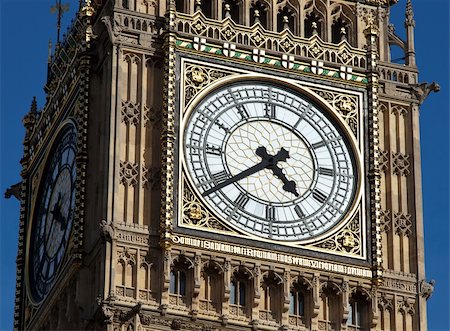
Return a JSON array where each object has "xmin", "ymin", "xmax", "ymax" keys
[{"xmin": 13, "ymin": 0, "xmax": 437, "ymax": 330}]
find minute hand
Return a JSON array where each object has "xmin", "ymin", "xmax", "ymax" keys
[{"xmin": 202, "ymin": 159, "xmax": 269, "ymax": 196}]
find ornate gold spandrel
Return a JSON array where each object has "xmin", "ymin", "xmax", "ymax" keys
[
  {"xmin": 308, "ymin": 211, "xmax": 363, "ymax": 257},
  {"xmin": 181, "ymin": 176, "xmax": 237, "ymax": 234},
  {"xmin": 308, "ymin": 87, "xmax": 359, "ymax": 138},
  {"xmin": 183, "ymin": 63, "xmax": 236, "ymax": 108}
]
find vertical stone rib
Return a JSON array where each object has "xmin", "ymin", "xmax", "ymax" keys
[
  {"xmin": 160, "ymin": 2, "xmax": 177, "ymax": 249},
  {"xmin": 364, "ymin": 23, "xmax": 383, "ymax": 284}
]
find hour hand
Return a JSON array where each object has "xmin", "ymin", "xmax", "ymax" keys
[{"xmin": 270, "ymin": 165, "xmax": 299, "ymax": 197}]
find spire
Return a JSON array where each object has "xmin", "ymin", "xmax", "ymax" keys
[
  {"xmin": 405, "ymin": 0, "xmax": 415, "ymax": 27},
  {"xmin": 23, "ymin": 97, "xmax": 38, "ymax": 136},
  {"xmin": 30, "ymin": 96, "xmax": 37, "ymax": 115},
  {"xmin": 404, "ymin": 0, "xmax": 416, "ymax": 66}
]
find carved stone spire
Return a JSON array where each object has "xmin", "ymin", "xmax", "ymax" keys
[
  {"xmin": 405, "ymin": 0, "xmax": 415, "ymax": 27},
  {"xmin": 405, "ymin": 0, "xmax": 416, "ymax": 66},
  {"xmin": 23, "ymin": 97, "xmax": 38, "ymax": 135}
]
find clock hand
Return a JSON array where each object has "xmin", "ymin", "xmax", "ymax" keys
[
  {"xmin": 202, "ymin": 147, "xmax": 294, "ymax": 196},
  {"xmin": 256, "ymin": 146, "xmax": 299, "ymax": 196},
  {"xmin": 269, "ymin": 164, "xmax": 299, "ymax": 197},
  {"xmin": 202, "ymin": 159, "xmax": 270, "ymax": 196}
]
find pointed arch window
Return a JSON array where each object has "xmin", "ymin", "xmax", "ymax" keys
[
  {"xmin": 200, "ymin": 262, "xmax": 223, "ymax": 313},
  {"xmin": 289, "ymin": 279, "xmax": 312, "ymax": 328},
  {"xmin": 176, "ymin": 0, "xmax": 187, "ymax": 13},
  {"xmin": 320, "ymin": 284, "xmax": 342, "ymax": 330},
  {"xmin": 259, "ymin": 271, "xmax": 283, "ymax": 323},
  {"xmin": 229, "ymin": 268, "xmax": 252, "ymax": 318},
  {"xmin": 331, "ymin": 17, "xmax": 349, "ymax": 44},
  {"xmin": 290, "ymin": 289, "xmax": 305, "ymax": 316},
  {"xmin": 169, "ymin": 256, "xmax": 193, "ymax": 307},
  {"xmin": 277, "ymin": 7, "xmax": 295, "ymax": 33},
  {"xmin": 347, "ymin": 291, "xmax": 370, "ymax": 330},
  {"xmin": 250, "ymin": 1, "xmax": 269, "ymax": 28},
  {"xmin": 304, "ymin": 12, "xmax": 322, "ymax": 38},
  {"xmin": 223, "ymin": 0, "xmax": 241, "ymax": 24},
  {"xmin": 170, "ymin": 269, "xmax": 186, "ymax": 295}
]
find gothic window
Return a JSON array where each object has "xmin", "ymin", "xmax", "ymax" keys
[
  {"xmin": 304, "ymin": 12, "xmax": 322, "ymax": 38},
  {"xmin": 169, "ymin": 256, "xmax": 194, "ymax": 307},
  {"xmin": 170, "ymin": 270, "xmax": 186, "ymax": 295},
  {"xmin": 319, "ymin": 284, "xmax": 342, "ymax": 330},
  {"xmin": 196, "ymin": 0, "xmax": 214, "ymax": 18},
  {"xmin": 229, "ymin": 268, "xmax": 252, "ymax": 318},
  {"xmin": 115, "ymin": 249, "xmax": 137, "ymax": 298},
  {"xmin": 277, "ymin": 7, "xmax": 295, "ymax": 33},
  {"xmin": 223, "ymin": 0, "xmax": 241, "ymax": 23},
  {"xmin": 331, "ymin": 17, "xmax": 349, "ymax": 44},
  {"xmin": 199, "ymin": 262, "xmax": 223, "ymax": 313},
  {"xmin": 347, "ymin": 291, "xmax": 371, "ymax": 330},
  {"xmin": 289, "ymin": 278, "xmax": 312, "ymax": 328},
  {"xmin": 260, "ymin": 271, "xmax": 283, "ymax": 323},
  {"xmin": 138, "ymin": 255, "xmax": 158, "ymax": 302},
  {"xmin": 304, "ymin": 0, "xmax": 326, "ymax": 39},
  {"xmin": 122, "ymin": 0, "xmax": 129, "ymax": 9},
  {"xmin": 176, "ymin": 0, "xmax": 188, "ymax": 13},
  {"xmin": 230, "ymin": 279, "xmax": 246, "ymax": 306},
  {"xmin": 290, "ymin": 289, "xmax": 305, "ymax": 316},
  {"xmin": 250, "ymin": 1, "xmax": 269, "ymax": 29},
  {"xmin": 330, "ymin": 4, "xmax": 355, "ymax": 45}
]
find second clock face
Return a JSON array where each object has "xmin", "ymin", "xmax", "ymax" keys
[
  {"xmin": 183, "ymin": 81, "xmax": 358, "ymax": 242},
  {"xmin": 29, "ymin": 125, "xmax": 77, "ymax": 303}
]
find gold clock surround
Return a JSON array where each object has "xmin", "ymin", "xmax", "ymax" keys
[{"xmin": 178, "ymin": 71, "xmax": 365, "ymax": 254}]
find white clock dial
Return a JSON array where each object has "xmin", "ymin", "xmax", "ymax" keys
[{"xmin": 183, "ymin": 81, "xmax": 358, "ymax": 242}]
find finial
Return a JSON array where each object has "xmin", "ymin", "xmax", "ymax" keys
[
  {"xmin": 50, "ymin": 0, "xmax": 70, "ymax": 44},
  {"xmin": 23, "ymin": 97, "xmax": 38, "ymax": 134},
  {"xmin": 311, "ymin": 21, "xmax": 318, "ymax": 35},
  {"xmin": 405, "ymin": 0, "xmax": 415, "ymax": 27},
  {"xmin": 283, "ymin": 16, "xmax": 289, "ymax": 30},
  {"xmin": 30, "ymin": 96, "xmax": 38, "ymax": 114},
  {"xmin": 195, "ymin": 0, "xmax": 201, "ymax": 12},
  {"xmin": 253, "ymin": 9, "xmax": 260, "ymax": 24},
  {"xmin": 340, "ymin": 27, "xmax": 347, "ymax": 42},
  {"xmin": 224, "ymin": 3, "xmax": 231, "ymax": 18},
  {"xmin": 47, "ymin": 40, "xmax": 53, "ymax": 63}
]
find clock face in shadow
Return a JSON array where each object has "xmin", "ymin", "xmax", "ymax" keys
[
  {"xmin": 183, "ymin": 81, "xmax": 358, "ymax": 242},
  {"xmin": 29, "ymin": 125, "xmax": 77, "ymax": 303}
]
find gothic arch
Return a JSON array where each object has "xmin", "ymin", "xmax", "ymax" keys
[
  {"xmin": 250, "ymin": 0, "xmax": 272, "ymax": 29},
  {"xmin": 276, "ymin": 0, "xmax": 301, "ymax": 33},
  {"xmin": 303, "ymin": 0, "xmax": 327, "ymax": 39},
  {"xmin": 330, "ymin": 2, "xmax": 356, "ymax": 45}
]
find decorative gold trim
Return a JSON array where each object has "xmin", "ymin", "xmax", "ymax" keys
[{"xmin": 178, "ymin": 72, "xmax": 365, "ymax": 250}]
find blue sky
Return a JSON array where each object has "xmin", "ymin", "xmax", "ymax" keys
[{"xmin": 1, "ymin": 1, "xmax": 448, "ymax": 330}]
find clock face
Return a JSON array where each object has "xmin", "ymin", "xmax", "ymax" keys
[
  {"xmin": 183, "ymin": 81, "xmax": 358, "ymax": 242},
  {"xmin": 29, "ymin": 125, "xmax": 77, "ymax": 303}
]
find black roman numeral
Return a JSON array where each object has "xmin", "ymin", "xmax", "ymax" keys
[
  {"xmin": 234, "ymin": 193, "xmax": 249, "ymax": 208},
  {"xmin": 215, "ymin": 120, "xmax": 229, "ymax": 133},
  {"xmin": 266, "ymin": 205, "xmax": 276, "ymax": 222},
  {"xmin": 211, "ymin": 170, "xmax": 228, "ymax": 183},
  {"xmin": 318, "ymin": 167, "xmax": 334, "ymax": 176},
  {"xmin": 312, "ymin": 190, "xmax": 328, "ymax": 204},
  {"xmin": 206, "ymin": 144, "xmax": 222, "ymax": 155},
  {"xmin": 264, "ymin": 103, "xmax": 276, "ymax": 119},
  {"xmin": 236, "ymin": 105, "xmax": 249, "ymax": 120},
  {"xmin": 312, "ymin": 141, "xmax": 327, "ymax": 150},
  {"xmin": 294, "ymin": 205, "xmax": 305, "ymax": 218}
]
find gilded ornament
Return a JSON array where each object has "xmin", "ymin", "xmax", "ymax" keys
[{"xmin": 191, "ymin": 70, "xmax": 206, "ymax": 84}]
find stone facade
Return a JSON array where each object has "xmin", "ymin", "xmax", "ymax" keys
[{"xmin": 14, "ymin": 0, "xmax": 436, "ymax": 330}]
